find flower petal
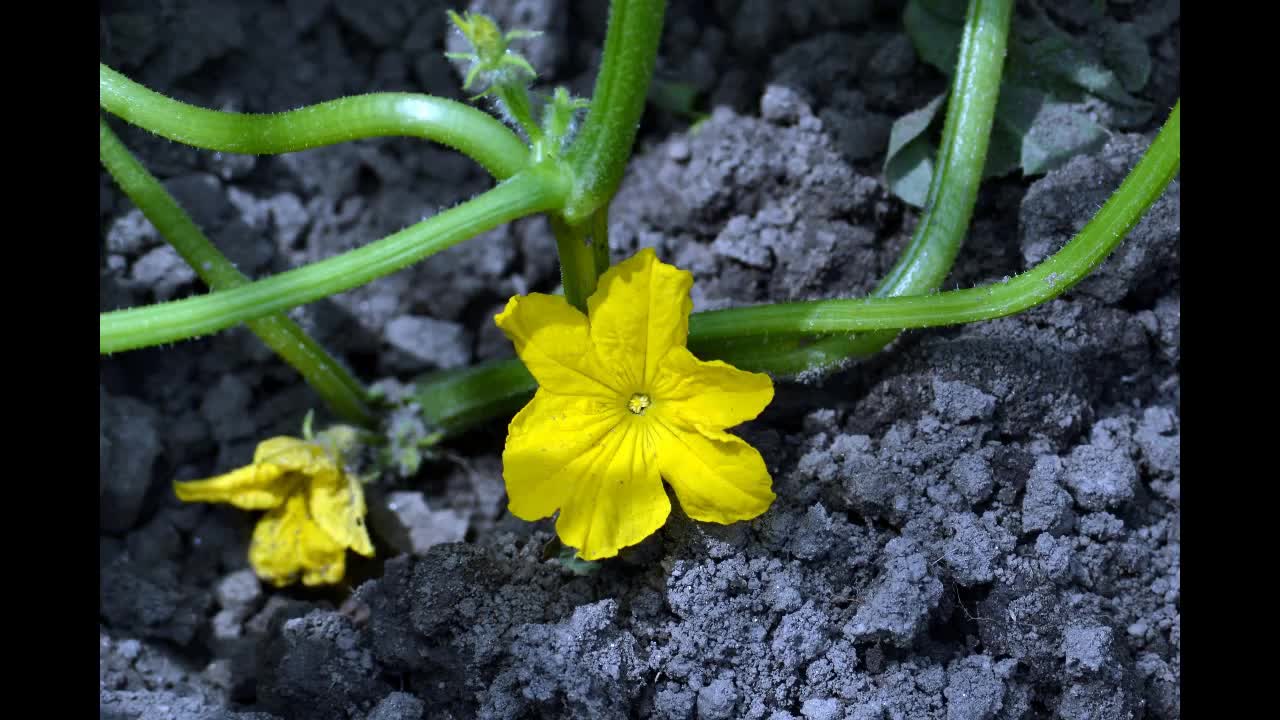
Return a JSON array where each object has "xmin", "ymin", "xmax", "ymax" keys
[
  {"xmin": 495, "ymin": 293, "xmax": 623, "ymax": 397},
  {"xmin": 502, "ymin": 390, "xmax": 626, "ymax": 521},
  {"xmin": 586, "ymin": 248, "xmax": 693, "ymax": 389},
  {"xmin": 553, "ymin": 419, "xmax": 669, "ymax": 560},
  {"xmin": 253, "ymin": 436, "xmax": 335, "ymax": 473},
  {"xmin": 653, "ymin": 418, "xmax": 775, "ymax": 525},
  {"xmin": 173, "ymin": 461, "xmax": 294, "ymax": 510},
  {"xmin": 249, "ymin": 493, "xmax": 347, "ymax": 587},
  {"xmin": 651, "ymin": 346, "xmax": 774, "ymax": 430},
  {"xmin": 173, "ymin": 436, "xmax": 334, "ymax": 510},
  {"xmin": 308, "ymin": 470, "xmax": 375, "ymax": 557}
]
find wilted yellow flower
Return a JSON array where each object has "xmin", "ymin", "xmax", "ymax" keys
[
  {"xmin": 496, "ymin": 248, "xmax": 776, "ymax": 560},
  {"xmin": 173, "ymin": 431, "xmax": 374, "ymax": 587}
]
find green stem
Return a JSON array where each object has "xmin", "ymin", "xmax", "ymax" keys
[
  {"xmin": 875, "ymin": 0, "xmax": 1011, "ymax": 293},
  {"xmin": 549, "ymin": 217, "xmax": 596, "ymax": 312},
  {"xmin": 411, "ymin": 100, "xmax": 1179, "ymax": 432},
  {"xmin": 545, "ymin": 0, "xmax": 663, "ymax": 309},
  {"xmin": 548, "ymin": 205, "xmax": 612, "ymax": 312},
  {"xmin": 101, "ymin": 168, "xmax": 569, "ymax": 353},
  {"xmin": 592, "ymin": 204, "xmax": 612, "ymax": 275},
  {"xmin": 100, "ymin": 64, "xmax": 530, "ymax": 180},
  {"xmin": 691, "ymin": 100, "xmax": 1180, "ymax": 341},
  {"xmin": 414, "ymin": 359, "xmax": 536, "ymax": 437},
  {"xmin": 495, "ymin": 84, "xmax": 544, "ymax": 150},
  {"xmin": 719, "ymin": 0, "xmax": 1013, "ymax": 375},
  {"xmin": 100, "ymin": 118, "xmax": 375, "ymax": 427},
  {"xmin": 685, "ymin": 335, "xmax": 854, "ymax": 377},
  {"xmin": 562, "ymin": 0, "xmax": 666, "ymax": 223}
]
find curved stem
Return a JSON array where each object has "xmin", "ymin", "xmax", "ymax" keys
[
  {"xmin": 876, "ymin": 0, "xmax": 1011, "ymax": 293},
  {"xmin": 690, "ymin": 101, "xmax": 1180, "ymax": 342},
  {"xmin": 100, "ymin": 118, "xmax": 375, "ymax": 427},
  {"xmin": 101, "ymin": 168, "xmax": 569, "ymax": 353},
  {"xmin": 720, "ymin": 0, "xmax": 1013, "ymax": 375},
  {"xmin": 100, "ymin": 64, "xmax": 530, "ymax": 180},
  {"xmin": 562, "ymin": 0, "xmax": 666, "ymax": 223}
]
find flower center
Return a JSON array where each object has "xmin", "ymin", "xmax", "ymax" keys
[{"xmin": 627, "ymin": 392, "xmax": 652, "ymax": 416}]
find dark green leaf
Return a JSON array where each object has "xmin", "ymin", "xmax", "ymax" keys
[
  {"xmin": 994, "ymin": 84, "xmax": 1108, "ymax": 176},
  {"xmin": 983, "ymin": 122, "xmax": 1022, "ymax": 179},
  {"xmin": 1101, "ymin": 20, "xmax": 1152, "ymax": 93},
  {"xmin": 884, "ymin": 93, "xmax": 948, "ymax": 207},
  {"xmin": 903, "ymin": 0, "xmax": 967, "ymax": 74},
  {"xmin": 649, "ymin": 79, "xmax": 704, "ymax": 120},
  {"xmin": 890, "ymin": 0, "xmax": 1147, "ymax": 193},
  {"xmin": 1008, "ymin": 7, "xmax": 1149, "ymax": 108}
]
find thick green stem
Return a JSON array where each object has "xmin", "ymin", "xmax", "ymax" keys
[
  {"xmin": 101, "ymin": 168, "xmax": 569, "ymax": 353},
  {"xmin": 719, "ymin": 0, "xmax": 1013, "ymax": 375},
  {"xmin": 100, "ymin": 64, "xmax": 530, "ymax": 180},
  {"xmin": 549, "ymin": 217, "xmax": 597, "ymax": 312},
  {"xmin": 413, "ymin": 100, "xmax": 1179, "ymax": 433},
  {"xmin": 562, "ymin": 0, "xmax": 666, "ymax": 223},
  {"xmin": 592, "ymin": 205, "xmax": 612, "ymax": 275},
  {"xmin": 100, "ymin": 118, "xmax": 375, "ymax": 427},
  {"xmin": 546, "ymin": 0, "xmax": 663, "ymax": 309},
  {"xmin": 548, "ymin": 206, "xmax": 612, "ymax": 312}
]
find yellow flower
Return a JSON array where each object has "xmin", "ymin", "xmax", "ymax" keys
[
  {"xmin": 495, "ymin": 248, "xmax": 776, "ymax": 560},
  {"xmin": 173, "ymin": 431, "xmax": 374, "ymax": 587}
]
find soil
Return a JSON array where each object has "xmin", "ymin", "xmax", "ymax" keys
[{"xmin": 100, "ymin": 1, "xmax": 1180, "ymax": 718}]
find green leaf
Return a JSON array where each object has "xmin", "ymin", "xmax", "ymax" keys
[
  {"xmin": 885, "ymin": 84, "xmax": 1109, "ymax": 197},
  {"xmin": 983, "ymin": 122, "xmax": 1023, "ymax": 179},
  {"xmin": 1007, "ymin": 7, "xmax": 1150, "ymax": 109},
  {"xmin": 1101, "ymin": 20, "xmax": 1152, "ymax": 93},
  {"xmin": 649, "ymin": 79, "xmax": 699, "ymax": 116},
  {"xmin": 888, "ymin": 0, "xmax": 1147, "ymax": 199},
  {"xmin": 884, "ymin": 93, "xmax": 948, "ymax": 207},
  {"xmin": 907, "ymin": 0, "xmax": 1152, "ymax": 107},
  {"xmin": 903, "ymin": 0, "xmax": 967, "ymax": 75},
  {"xmin": 994, "ymin": 84, "xmax": 1108, "ymax": 176},
  {"xmin": 556, "ymin": 547, "xmax": 600, "ymax": 575},
  {"xmin": 540, "ymin": 537, "xmax": 600, "ymax": 575}
]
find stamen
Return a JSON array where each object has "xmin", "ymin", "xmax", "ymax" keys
[{"xmin": 627, "ymin": 393, "xmax": 652, "ymax": 415}]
